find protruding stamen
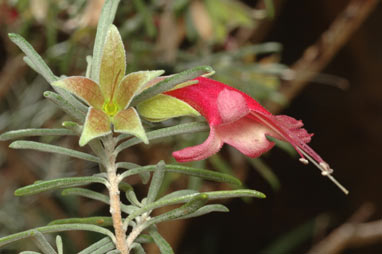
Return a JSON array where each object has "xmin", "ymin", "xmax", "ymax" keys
[
  {"xmin": 299, "ymin": 158, "xmax": 309, "ymax": 165},
  {"xmin": 297, "ymin": 147, "xmax": 349, "ymax": 195}
]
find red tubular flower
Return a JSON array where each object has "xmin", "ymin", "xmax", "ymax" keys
[{"xmin": 138, "ymin": 77, "xmax": 348, "ymax": 193}]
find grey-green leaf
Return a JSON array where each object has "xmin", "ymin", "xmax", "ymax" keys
[
  {"xmin": 131, "ymin": 65, "xmax": 214, "ymax": 106},
  {"xmin": 125, "ymin": 189, "xmax": 265, "ymax": 225},
  {"xmin": 143, "ymin": 194, "xmax": 208, "ymax": 228},
  {"xmin": 118, "ymin": 164, "xmax": 241, "ymax": 187},
  {"xmin": 10, "ymin": 140, "xmax": 100, "ymax": 163},
  {"xmin": 49, "ymin": 217, "xmax": 113, "ymax": 227},
  {"xmin": 177, "ymin": 204, "xmax": 229, "ymax": 220},
  {"xmin": 0, "ymin": 224, "xmax": 115, "ymax": 248},
  {"xmin": 14, "ymin": 176, "xmax": 107, "ymax": 196},
  {"xmin": 56, "ymin": 235, "xmax": 63, "ymax": 254},
  {"xmin": 119, "ymin": 182, "xmax": 141, "ymax": 207},
  {"xmin": 131, "ymin": 243, "xmax": 146, "ymax": 254},
  {"xmin": 78, "ymin": 237, "xmax": 112, "ymax": 254},
  {"xmin": 61, "ymin": 188, "xmax": 136, "ymax": 214},
  {"xmin": 32, "ymin": 231, "xmax": 57, "ymax": 254},
  {"xmin": 146, "ymin": 161, "xmax": 166, "ymax": 204},
  {"xmin": 0, "ymin": 128, "xmax": 75, "ymax": 141},
  {"xmin": 8, "ymin": 33, "xmax": 56, "ymax": 83},
  {"xmin": 116, "ymin": 121, "xmax": 209, "ymax": 153},
  {"xmin": 148, "ymin": 227, "xmax": 174, "ymax": 254},
  {"xmin": 44, "ymin": 91, "xmax": 86, "ymax": 123}
]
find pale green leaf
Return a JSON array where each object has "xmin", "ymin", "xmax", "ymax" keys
[
  {"xmin": 8, "ymin": 33, "xmax": 56, "ymax": 83},
  {"xmin": 148, "ymin": 227, "xmax": 174, "ymax": 254},
  {"xmin": 125, "ymin": 189, "xmax": 265, "ymax": 226},
  {"xmin": 49, "ymin": 217, "xmax": 113, "ymax": 227},
  {"xmin": 119, "ymin": 182, "xmax": 141, "ymax": 207},
  {"xmin": 0, "ymin": 224, "xmax": 115, "ymax": 248},
  {"xmin": 131, "ymin": 66, "xmax": 214, "ymax": 106},
  {"xmin": 56, "ymin": 235, "xmax": 63, "ymax": 254},
  {"xmin": 143, "ymin": 194, "xmax": 208, "ymax": 228},
  {"xmin": 0, "ymin": 128, "xmax": 75, "ymax": 141},
  {"xmin": 157, "ymin": 190, "xmax": 199, "ymax": 202},
  {"xmin": 78, "ymin": 237, "xmax": 112, "ymax": 254},
  {"xmin": 44, "ymin": 91, "xmax": 86, "ymax": 122},
  {"xmin": 61, "ymin": 188, "xmax": 136, "ymax": 214},
  {"xmin": 137, "ymin": 94, "xmax": 200, "ymax": 122},
  {"xmin": 118, "ymin": 164, "xmax": 241, "ymax": 187},
  {"xmin": 147, "ymin": 161, "xmax": 165, "ymax": 204},
  {"xmin": 131, "ymin": 243, "xmax": 145, "ymax": 254},
  {"xmin": 14, "ymin": 176, "xmax": 107, "ymax": 196},
  {"xmin": 10, "ymin": 140, "xmax": 100, "ymax": 163},
  {"xmin": 176, "ymin": 204, "xmax": 229, "ymax": 220},
  {"xmin": 31, "ymin": 231, "xmax": 57, "ymax": 254}
]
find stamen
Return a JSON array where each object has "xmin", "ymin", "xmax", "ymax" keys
[
  {"xmin": 297, "ymin": 147, "xmax": 349, "ymax": 195},
  {"xmin": 299, "ymin": 158, "xmax": 309, "ymax": 165}
]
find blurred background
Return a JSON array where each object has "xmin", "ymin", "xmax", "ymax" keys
[{"xmin": 0, "ymin": 0, "xmax": 381, "ymax": 253}]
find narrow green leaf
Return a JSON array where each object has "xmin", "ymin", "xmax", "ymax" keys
[
  {"xmin": 0, "ymin": 224, "xmax": 115, "ymax": 248},
  {"xmin": 8, "ymin": 33, "xmax": 56, "ymax": 83},
  {"xmin": 118, "ymin": 164, "xmax": 242, "ymax": 187},
  {"xmin": 131, "ymin": 66, "xmax": 214, "ymax": 106},
  {"xmin": 135, "ymin": 234, "xmax": 153, "ymax": 244},
  {"xmin": 49, "ymin": 217, "xmax": 113, "ymax": 227},
  {"xmin": 119, "ymin": 182, "xmax": 141, "ymax": 207},
  {"xmin": 44, "ymin": 91, "xmax": 86, "ymax": 122},
  {"xmin": 90, "ymin": 0, "xmax": 121, "ymax": 83},
  {"xmin": 14, "ymin": 176, "xmax": 106, "ymax": 196},
  {"xmin": 10, "ymin": 140, "xmax": 100, "ymax": 163},
  {"xmin": 124, "ymin": 189, "xmax": 264, "ymax": 227},
  {"xmin": 148, "ymin": 227, "xmax": 174, "ymax": 254},
  {"xmin": 147, "ymin": 161, "xmax": 165, "ymax": 203},
  {"xmin": 8, "ymin": 33, "xmax": 87, "ymax": 114},
  {"xmin": 86, "ymin": 55, "xmax": 92, "ymax": 78},
  {"xmin": 89, "ymin": 242, "xmax": 115, "ymax": 254},
  {"xmin": 78, "ymin": 237, "xmax": 112, "ymax": 254},
  {"xmin": 23, "ymin": 56, "xmax": 39, "ymax": 74},
  {"xmin": 116, "ymin": 121, "xmax": 209, "ymax": 152},
  {"xmin": 0, "ymin": 128, "xmax": 75, "ymax": 141},
  {"xmin": 105, "ymin": 250, "xmax": 120, "ymax": 254},
  {"xmin": 115, "ymin": 161, "xmax": 150, "ymax": 184},
  {"xmin": 31, "ymin": 231, "xmax": 58, "ymax": 254},
  {"xmin": 176, "ymin": 204, "xmax": 229, "ymax": 220},
  {"xmin": 143, "ymin": 194, "xmax": 208, "ymax": 228},
  {"xmin": 157, "ymin": 190, "xmax": 199, "ymax": 202},
  {"xmin": 56, "ymin": 235, "xmax": 63, "ymax": 254},
  {"xmin": 131, "ymin": 243, "xmax": 146, "ymax": 254},
  {"xmin": 61, "ymin": 188, "xmax": 136, "ymax": 214},
  {"xmin": 19, "ymin": 252, "xmax": 41, "ymax": 254}
]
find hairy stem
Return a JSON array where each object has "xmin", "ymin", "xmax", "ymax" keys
[
  {"xmin": 126, "ymin": 214, "xmax": 150, "ymax": 252},
  {"xmin": 103, "ymin": 135, "xmax": 128, "ymax": 254}
]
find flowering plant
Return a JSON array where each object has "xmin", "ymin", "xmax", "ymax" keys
[{"xmin": 0, "ymin": 1, "xmax": 347, "ymax": 253}]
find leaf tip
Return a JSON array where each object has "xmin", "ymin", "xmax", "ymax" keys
[{"xmin": 9, "ymin": 141, "xmax": 20, "ymax": 149}]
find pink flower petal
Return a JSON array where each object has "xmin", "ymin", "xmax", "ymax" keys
[
  {"xmin": 217, "ymin": 116, "xmax": 275, "ymax": 158},
  {"xmin": 217, "ymin": 89, "xmax": 249, "ymax": 124},
  {"xmin": 172, "ymin": 127, "xmax": 223, "ymax": 162}
]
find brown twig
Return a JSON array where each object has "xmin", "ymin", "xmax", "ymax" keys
[
  {"xmin": 266, "ymin": 0, "xmax": 379, "ymax": 113},
  {"xmin": 308, "ymin": 204, "xmax": 382, "ymax": 254}
]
